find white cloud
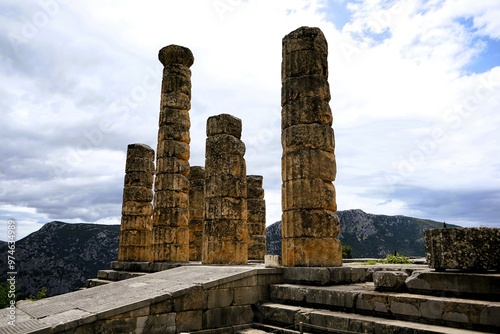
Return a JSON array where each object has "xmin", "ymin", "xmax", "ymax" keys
[{"xmin": 1, "ymin": 0, "xmax": 499, "ymax": 241}]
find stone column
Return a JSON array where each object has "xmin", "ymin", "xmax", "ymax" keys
[
  {"xmin": 247, "ymin": 175, "xmax": 266, "ymax": 260},
  {"xmin": 118, "ymin": 143, "xmax": 155, "ymax": 262},
  {"xmin": 188, "ymin": 166, "xmax": 205, "ymax": 261},
  {"xmin": 281, "ymin": 26, "xmax": 342, "ymax": 267},
  {"xmin": 203, "ymin": 114, "xmax": 248, "ymax": 264},
  {"xmin": 152, "ymin": 45, "xmax": 194, "ymax": 262}
]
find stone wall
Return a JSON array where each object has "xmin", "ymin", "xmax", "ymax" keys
[
  {"xmin": 281, "ymin": 26, "xmax": 342, "ymax": 267},
  {"xmin": 203, "ymin": 114, "xmax": 249, "ymax": 264},
  {"xmin": 153, "ymin": 45, "xmax": 194, "ymax": 263},
  {"xmin": 118, "ymin": 143, "xmax": 155, "ymax": 262}
]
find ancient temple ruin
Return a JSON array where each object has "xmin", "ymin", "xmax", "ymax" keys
[{"xmin": 115, "ymin": 27, "xmax": 345, "ymax": 268}]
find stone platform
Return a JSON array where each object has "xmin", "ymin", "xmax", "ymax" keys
[{"xmin": 0, "ymin": 265, "xmax": 282, "ymax": 334}]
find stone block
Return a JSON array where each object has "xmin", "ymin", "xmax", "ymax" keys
[
  {"xmin": 161, "ymin": 65, "xmax": 192, "ymax": 95},
  {"xmin": 153, "ymin": 191, "xmax": 189, "ymax": 209},
  {"xmin": 157, "ymin": 139, "xmax": 190, "ymax": 160},
  {"xmin": 158, "ymin": 108, "xmax": 190, "ymax": 127},
  {"xmin": 203, "ymin": 219, "xmax": 248, "ymax": 241},
  {"xmin": 153, "ymin": 226, "xmax": 189, "ymax": 244},
  {"xmin": 152, "ymin": 242, "xmax": 189, "ymax": 262},
  {"xmin": 281, "ymin": 97, "xmax": 332, "ymax": 129},
  {"xmin": 120, "ymin": 215, "xmax": 153, "ymax": 231},
  {"xmin": 282, "ymin": 209, "xmax": 339, "ymax": 238},
  {"xmin": 281, "ymin": 75, "xmax": 330, "ymax": 106},
  {"xmin": 189, "ymin": 165, "xmax": 205, "ymax": 179},
  {"xmin": 204, "ymin": 197, "xmax": 247, "ymax": 220},
  {"xmin": 282, "ymin": 149, "xmax": 336, "ymax": 182},
  {"xmin": 247, "ymin": 187, "xmax": 264, "ymax": 199},
  {"xmin": 425, "ymin": 228, "xmax": 500, "ymax": 271},
  {"xmin": 202, "ymin": 305, "xmax": 254, "ymax": 329},
  {"xmin": 154, "ymin": 173, "xmax": 190, "ymax": 192},
  {"xmin": 205, "ymin": 134, "xmax": 246, "ymax": 156},
  {"xmin": 207, "ymin": 288, "xmax": 234, "ymax": 309},
  {"xmin": 282, "ymin": 180, "xmax": 336, "ymax": 211},
  {"xmin": 282, "ymin": 123, "xmax": 334, "ymax": 153},
  {"xmin": 125, "ymin": 157, "xmax": 155, "ymax": 173},
  {"xmin": 153, "ymin": 207, "xmax": 189, "ymax": 227},
  {"xmin": 233, "ymin": 286, "xmax": 267, "ymax": 305},
  {"xmin": 160, "ymin": 91, "xmax": 191, "ymax": 110},
  {"xmin": 282, "ymin": 49, "xmax": 328, "ymax": 79},
  {"xmin": 283, "ymin": 267, "xmax": 331, "ymax": 285},
  {"xmin": 373, "ymin": 271, "xmax": 408, "ymax": 292},
  {"xmin": 282, "ymin": 237, "xmax": 342, "ymax": 267},
  {"xmin": 248, "ymin": 222, "xmax": 266, "ymax": 236},
  {"xmin": 406, "ymin": 270, "xmax": 500, "ymax": 299},
  {"xmin": 207, "ymin": 114, "xmax": 242, "ymax": 138},
  {"xmin": 420, "ymin": 300, "xmax": 443, "ymax": 320},
  {"xmin": 122, "ymin": 201, "xmax": 153, "ymax": 216},
  {"xmin": 205, "ymin": 153, "xmax": 246, "ymax": 178},
  {"xmin": 203, "ymin": 238, "xmax": 248, "ymax": 265},
  {"xmin": 174, "ymin": 287, "xmax": 206, "ymax": 311},
  {"xmin": 246, "ymin": 175, "xmax": 263, "ymax": 188},
  {"xmin": 119, "ymin": 230, "xmax": 152, "ymax": 247},
  {"xmin": 176, "ymin": 310, "xmax": 202, "ymax": 332},
  {"xmin": 157, "ymin": 157, "xmax": 190, "ymax": 175},
  {"xmin": 389, "ymin": 299, "xmax": 421, "ymax": 318},
  {"xmin": 247, "ymin": 199, "xmax": 265, "ymax": 212},
  {"xmin": 158, "ymin": 124, "xmax": 190, "ymax": 143},
  {"xmin": 124, "ymin": 172, "xmax": 154, "ymax": 187},
  {"xmin": 282, "ymin": 26, "xmax": 328, "ymax": 55},
  {"xmin": 159, "ymin": 45, "xmax": 194, "ymax": 67},
  {"xmin": 122, "ymin": 186, "xmax": 154, "ymax": 203},
  {"xmin": 126, "ymin": 143, "xmax": 155, "ymax": 158},
  {"xmin": 205, "ymin": 175, "xmax": 247, "ymax": 199}
]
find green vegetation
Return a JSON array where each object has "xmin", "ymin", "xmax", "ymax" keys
[
  {"xmin": 362, "ymin": 253, "xmax": 412, "ymax": 265},
  {"xmin": 0, "ymin": 281, "xmax": 17, "ymax": 309},
  {"xmin": 341, "ymin": 245, "xmax": 352, "ymax": 259},
  {"xmin": 29, "ymin": 287, "xmax": 47, "ymax": 301}
]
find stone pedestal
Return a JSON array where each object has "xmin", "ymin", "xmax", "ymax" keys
[
  {"xmin": 281, "ymin": 26, "xmax": 341, "ymax": 267},
  {"xmin": 202, "ymin": 114, "xmax": 249, "ymax": 264},
  {"xmin": 425, "ymin": 228, "xmax": 500, "ymax": 271},
  {"xmin": 247, "ymin": 175, "xmax": 266, "ymax": 260},
  {"xmin": 153, "ymin": 45, "xmax": 194, "ymax": 262},
  {"xmin": 189, "ymin": 166, "xmax": 205, "ymax": 261},
  {"xmin": 118, "ymin": 143, "xmax": 155, "ymax": 262}
]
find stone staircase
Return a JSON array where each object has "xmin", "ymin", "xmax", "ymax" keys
[{"xmin": 250, "ymin": 265, "xmax": 500, "ymax": 334}]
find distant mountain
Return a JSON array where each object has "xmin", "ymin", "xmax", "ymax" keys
[
  {"xmin": 266, "ymin": 209, "xmax": 457, "ymax": 258},
  {"xmin": 0, "ymin": 221, "xmax": 120, "ymax": 299}
]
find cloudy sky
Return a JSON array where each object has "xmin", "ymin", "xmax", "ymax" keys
[{"xmin": 1, "ymin": 0, "xmax": 500, "ymax": 241}]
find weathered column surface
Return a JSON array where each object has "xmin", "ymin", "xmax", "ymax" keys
[
  {"xmin": 281, "ymin": 26, "xmax": 341, "ymax": 267},
  {"xmin": 203, "ymin": 114, "xmax": 248, "ymax": 264},
  {"xmin": 188, "ymin": 166, "xmax": 205, "ymax": 261},
  {"xmin": 118, "ymin": 143, "xmax": 155, "ymax": 262},
  {"xmin": 153, "ymin": 45, "xmax": 194, "ymax": 262},
  {"xmin": 247, "ymin": 175, "xmax": 266, "ymax": 260}
]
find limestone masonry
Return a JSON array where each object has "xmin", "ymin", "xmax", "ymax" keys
[
  {"xmin": 281, "ymin": 26, "xmax": 342, "ymax": 266},
  {"xmin": 118, "ymin": 143, "xmax": 155, "ymax": 262},
  {"xmin": 203, "ymin": 114, "xmax": 249, "ymax": 264},
  {"xmin": 153, "ymin": 45, "xmax": 194, "ymax": 262}
]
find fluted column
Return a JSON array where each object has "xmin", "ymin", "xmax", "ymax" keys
[
  {"xmin": 152, "ymin": 45, "xmax": 193, "ymax": 262},
  {"xmin": 118, "ymin": 143, "xmax": 154, "ymax": 262},
  {"xmin": 281, "ymin": 26, "xmax": 342, "ymax": 267},
  {"xmin": 188, "ymin": 166, "xmax": 205, "ymax": 261},
  {"xmin": 203, "ymin": 114, "xmax": 248, "ymax": 264},
  {"xmin": 247, "ymin": 175, "xmax": 266, "ymax": 260}
]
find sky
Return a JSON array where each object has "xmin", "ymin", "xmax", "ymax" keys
[{"xmin": 1, "ymin": 0, "xmax": 500, "ymax": 241}]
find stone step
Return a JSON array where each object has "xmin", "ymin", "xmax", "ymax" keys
[
  {"xmin": 269, "ymin": 283, "xmax": 500, "ymax": 332},
  {"xmin": 405, "ymin": 270, "xmax": 500, "ymax": 301},
  {"xmin": 85, "ymin": 278, "xmax": 113, "ymax": 288},
  {"xmin": 97, "ymin": 269, "xmax": 148, "ymax": 281},
  {"xmin": 250, "ymin": 323, "xmax": 304, "ymax": 333},
  {"xmin": 258, "ymin": 303, "xmax": 487, "ymax": 334}
]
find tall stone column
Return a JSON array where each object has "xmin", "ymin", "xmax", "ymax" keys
[
  {"xmin": 203, "ymin": 114, "xmax": 248, "ymax": 264},
  {"xmin": 153, "ymin": 45, "xmax": 193, "ymax": 262},
  {"xmin": 281, "ymin": 26, "xmax": 342, "ymax": 267},
  {"xmin": 118, "ymin": 143, "xmax": 155, "ymax": 262},
  {"xmin": 188, "ymin": 166, "xmax": 205, "ymax": 261},
  {"xmin": 247, "ymin": 175, "xmax": 266, "ymax": 260}
]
